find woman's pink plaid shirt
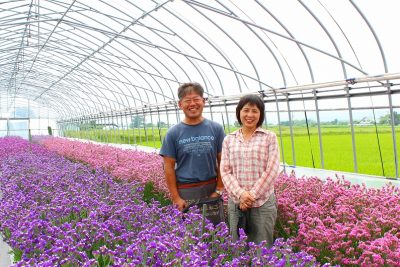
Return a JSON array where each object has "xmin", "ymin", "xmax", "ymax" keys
[{"xmin": 220, "ymin": 127, "xmax": 280, "ymax": 207}]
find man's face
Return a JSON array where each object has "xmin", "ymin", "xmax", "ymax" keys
[{"xmin": 178, "ymin": 92, "xmax": 205, "ymax": 120}]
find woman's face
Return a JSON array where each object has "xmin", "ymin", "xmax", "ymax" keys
[{"xmin": 240, "ymin": 103, "xmax": 260, "ymax": 129}]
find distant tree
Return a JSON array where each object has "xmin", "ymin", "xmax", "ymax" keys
[
  {"xmin": 157, "ymin": 121, "xmax": 167, "ymax": 128},
  {"xmin": 79, "ymin": 120, "xmax": 98, "ymax": 130},
  {"xmin": 129, "ymin": 116, "xmax": 144, "ymax": 128},
  {"xmin": 379, "ymin": 112, "xmax": 400, "ymax": 125}
]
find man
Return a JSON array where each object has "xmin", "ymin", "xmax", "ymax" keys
[{"xmin": 160, "ymin": 82, "xmax": 225, "ymax": 213}]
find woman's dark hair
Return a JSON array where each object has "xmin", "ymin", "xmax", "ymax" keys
[
  {"xmin": 177, "ymin": 82, "xmax": 204, "ymax": 100},
  {"xmin": 236, "ymin": 94, "xmax": 265, "ymax": 127}
]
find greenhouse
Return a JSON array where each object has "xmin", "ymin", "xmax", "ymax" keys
[{"xmin": 1, "ymin": 0, "xmax": 400, "ymax": 266}]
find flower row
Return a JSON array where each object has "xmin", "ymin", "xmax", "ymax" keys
[
  {"xmin": 37, "ymin": 136, "xmax": 400, "ymax": 266},
  {"xmin": 0, "ymin": 137, "xmax": 321, "ymax": 266},
  {"xmin": 38, "ymin": 137, "xmax": 167, "ymax": 194}
]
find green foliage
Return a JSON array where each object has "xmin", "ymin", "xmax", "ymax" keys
[
  {"xmin": 11, "ymin": 248, "xmax": 23, "ymax": 262},
  {"xmin": 93, "ymin": 247, "xmax": 113, "ymax": 267},
  {"xmin": 142, "ymin": 182, "xmax": 171, "ymax": 207},
  {"xmin": 3, "ymin": 227, "xmax": 11, "ymax": 239}
]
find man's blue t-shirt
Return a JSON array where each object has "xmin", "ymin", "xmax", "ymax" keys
[{"xmin": 160, "ymin": 119, "xmax": 225, "ymax": 183}]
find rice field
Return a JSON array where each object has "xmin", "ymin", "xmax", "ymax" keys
[{"xmin": 65, "ymin": 125, "xmax": 400, "ymax": 178}]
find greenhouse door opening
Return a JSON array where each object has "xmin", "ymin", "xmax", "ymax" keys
[{"xmin": 0, "ymin": 119, "xmax": 29, "ymax": 140}]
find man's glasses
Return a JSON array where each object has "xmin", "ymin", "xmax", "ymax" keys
[{"xmin": 181, "ymin": 97, "xmax": 204, "ymax": 104}]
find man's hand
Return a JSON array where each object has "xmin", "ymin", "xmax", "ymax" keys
[
  {"xmin": 173, "ymin": 197, "xmax": 187, "ymax": 211},
  {"xmin": 209, "ymin": 192, "xmax": 220, "ymax": 198}
]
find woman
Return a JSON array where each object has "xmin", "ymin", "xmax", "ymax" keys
[{"xmin": 220, "ymin": 94, "xmax": 280, "ymax": 246}]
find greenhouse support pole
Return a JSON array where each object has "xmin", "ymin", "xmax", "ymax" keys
[
  {"xmin": 345, "ymin": 86, "xmax": 358, "ymax": 173},
  {"xmin": 314, "ymin": 90, "xmax": 324, "ymax": 168},
  {"xmin": 125, "ymin": 114, "xmax": 130, "ymax": 145},
  {"xmin": 156, "ymin": 107, "xmax": 162, "ymax": 146},
  {"xmin": 208, "ymin": 100, "xmax": 214, "ymax": 121},
  {"xmin": 149, "ymin": 108, "xmax": 156, "ymax": 148},
  {"xmin": 224, "ymin": 100, "xmax": 231, "ymax": 133},
  {"xmin": 386, "ymin": 83, "xmax": 399, "ymax": 178},
  {"xmin": 105, "ymin": 117, "xmax": 109, "ymax": 143},
  {"xmin": 274, "ymin": 93, "xmax": 285, "ymax": 172},
  {"xmin": 132, "ymin": 113, "xmax": 137, "ymax": 145},
  {"xmin": 118, "ymin": 114, "xmax": 122, "ymax": 143},
  {"xmin": 286, "ymin": 94, "xmax": 296, "ymax": 166}
]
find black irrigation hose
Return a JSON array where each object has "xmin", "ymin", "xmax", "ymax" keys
[
  {"xmin": 365, "ymin": 82, "xmax": 386, "ymax": 177},
  {"xmin": 304, "ymin": 111, "xmax": 316, "ymax": 168},
  {"xmin": 371, "ymin": 108, "xmax": 386, "ymax": 177}
]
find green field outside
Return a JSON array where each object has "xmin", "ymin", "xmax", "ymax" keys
[{"xmin": 65, "ymin": 125, "xmax": 400, "ymax": 178}]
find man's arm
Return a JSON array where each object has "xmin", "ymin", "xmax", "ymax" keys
[
  {"xmin": 163, "ymin": 156, "xmax": 187, "ymax": 211},
  {"xmin": 210, "ymin": 152, "xmax": 224, "ymax": 198}
]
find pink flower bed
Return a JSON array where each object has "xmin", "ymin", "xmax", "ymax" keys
[
  {"xmin": 275, "ymin": 173, "xmax": 400, "ymax": 266},
  {"xmin": 39, "ymin": 137, "xmax": 167, "ymax": 194}
]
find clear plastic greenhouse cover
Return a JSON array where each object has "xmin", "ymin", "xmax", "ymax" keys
[
  {"xmin": 1, "ymin": 0, "xmax": 399, "ymax": 118},
  {"xmin": 0, "ymin": 0, "xmax": 399, "ymax": 177}
]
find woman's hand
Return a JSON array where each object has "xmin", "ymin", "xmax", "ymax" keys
[{"xmin": 239, "ymin": 191, "xmax": 255, "ymax": 210}]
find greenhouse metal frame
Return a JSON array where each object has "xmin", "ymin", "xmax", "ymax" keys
[{"xmin": 1, "ymin": 0, "xmax": 400, "ymax": 178}]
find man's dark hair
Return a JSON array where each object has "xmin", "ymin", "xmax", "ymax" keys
[
  {"xmin": 236, "ymin": 94, "xmax": 265, "ymax": 128},
  {"xmin": 178, "ymin": 82, "xmax": 204, "ymax": 100}
]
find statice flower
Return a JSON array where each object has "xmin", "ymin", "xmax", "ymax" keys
[{"xmin": 0, "ymin": 137, "xmax": 325, "ymax": 266}]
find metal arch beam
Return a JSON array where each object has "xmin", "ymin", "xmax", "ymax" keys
[
  {"xmin": 349, "ymin": 1, "xmax": 387, "ymax": 73},
  {"xmin": 4, "ymin": 0, "xmax": 34, "ymax": 108},
  {"xmin": 18, "ymin": 83, "xmax": 93, "ymax": 116},
  {"xmin": 19, "ymin": 1, "xmax": 170, "ymax": 112},
  {"xmin": 45, "ymin": 7, "xmax": 146, "ymax": 111},
  {"xmin": 13, "ymin": 62, "xmax": 109, "ymax": 116},
  {"xmin": 33, "ymin": 0, "xmax": 173, "ymax": 101},
  {"xmin": 58, "ymin": 12, "xmax": 173, "ymax": 106},
  {"xmin": 183, "ymin": 2, "xmax": 368, "ymax": 76},
  {"xmin": 255, "ymin": 0, "xmax": 314, "ymax": 85},
  {"xmin": 14, "ymin": 0, "xmax": 78, "ymax": 96},
  {"xmin": 298, "ymin": 0, "xmax": 347, "ymax": 79},
  {"xmin": 127, "ymin": 1, "xmax": 217, "ymax": 100},
  {"xmin": 10, "ymin": 17, "xmax": 134, "ymax": 114},
  {"xmin": 22, "ymin": 15, "xmax": 133, "ymax": 111},
  {"xmin": 29, "ymin": 33, "xmax": 138, "ymax": 113},
  {"xmin": 47, "ymin": 24, "xmax": 169, "ymax": 110},
  {"xmin": 96, "ymin": 0, "xmax": 179, "ymax": 103},
  {"xmin": 187, "ymin": 1, "xmax": 262, "ymax": 91},
  {"xmin": 8, "ymin": 59, "xmax": 108, "ymax": 114},
  {"xmin": 13, "ymin": 89, "xmax": 77, "ymax": 117},
  {"xmin": 31, "ymin": 8, "xmax": 275, "ymax": 94},
  {"xmin": 163, "ymin": 4, "xmax": 242, "ymax": 95},
  {"xmin": 0, "ymin": 1, "xmax": 396, "ymax": 119},
  {"xmin": 217, "ymin": 0, "xmax": 289, "ymax": 87}
]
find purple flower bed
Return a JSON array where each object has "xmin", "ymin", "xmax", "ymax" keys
[{"xmin": 0, "ymin": 137, "xmax": 322, "ymax": 266}]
